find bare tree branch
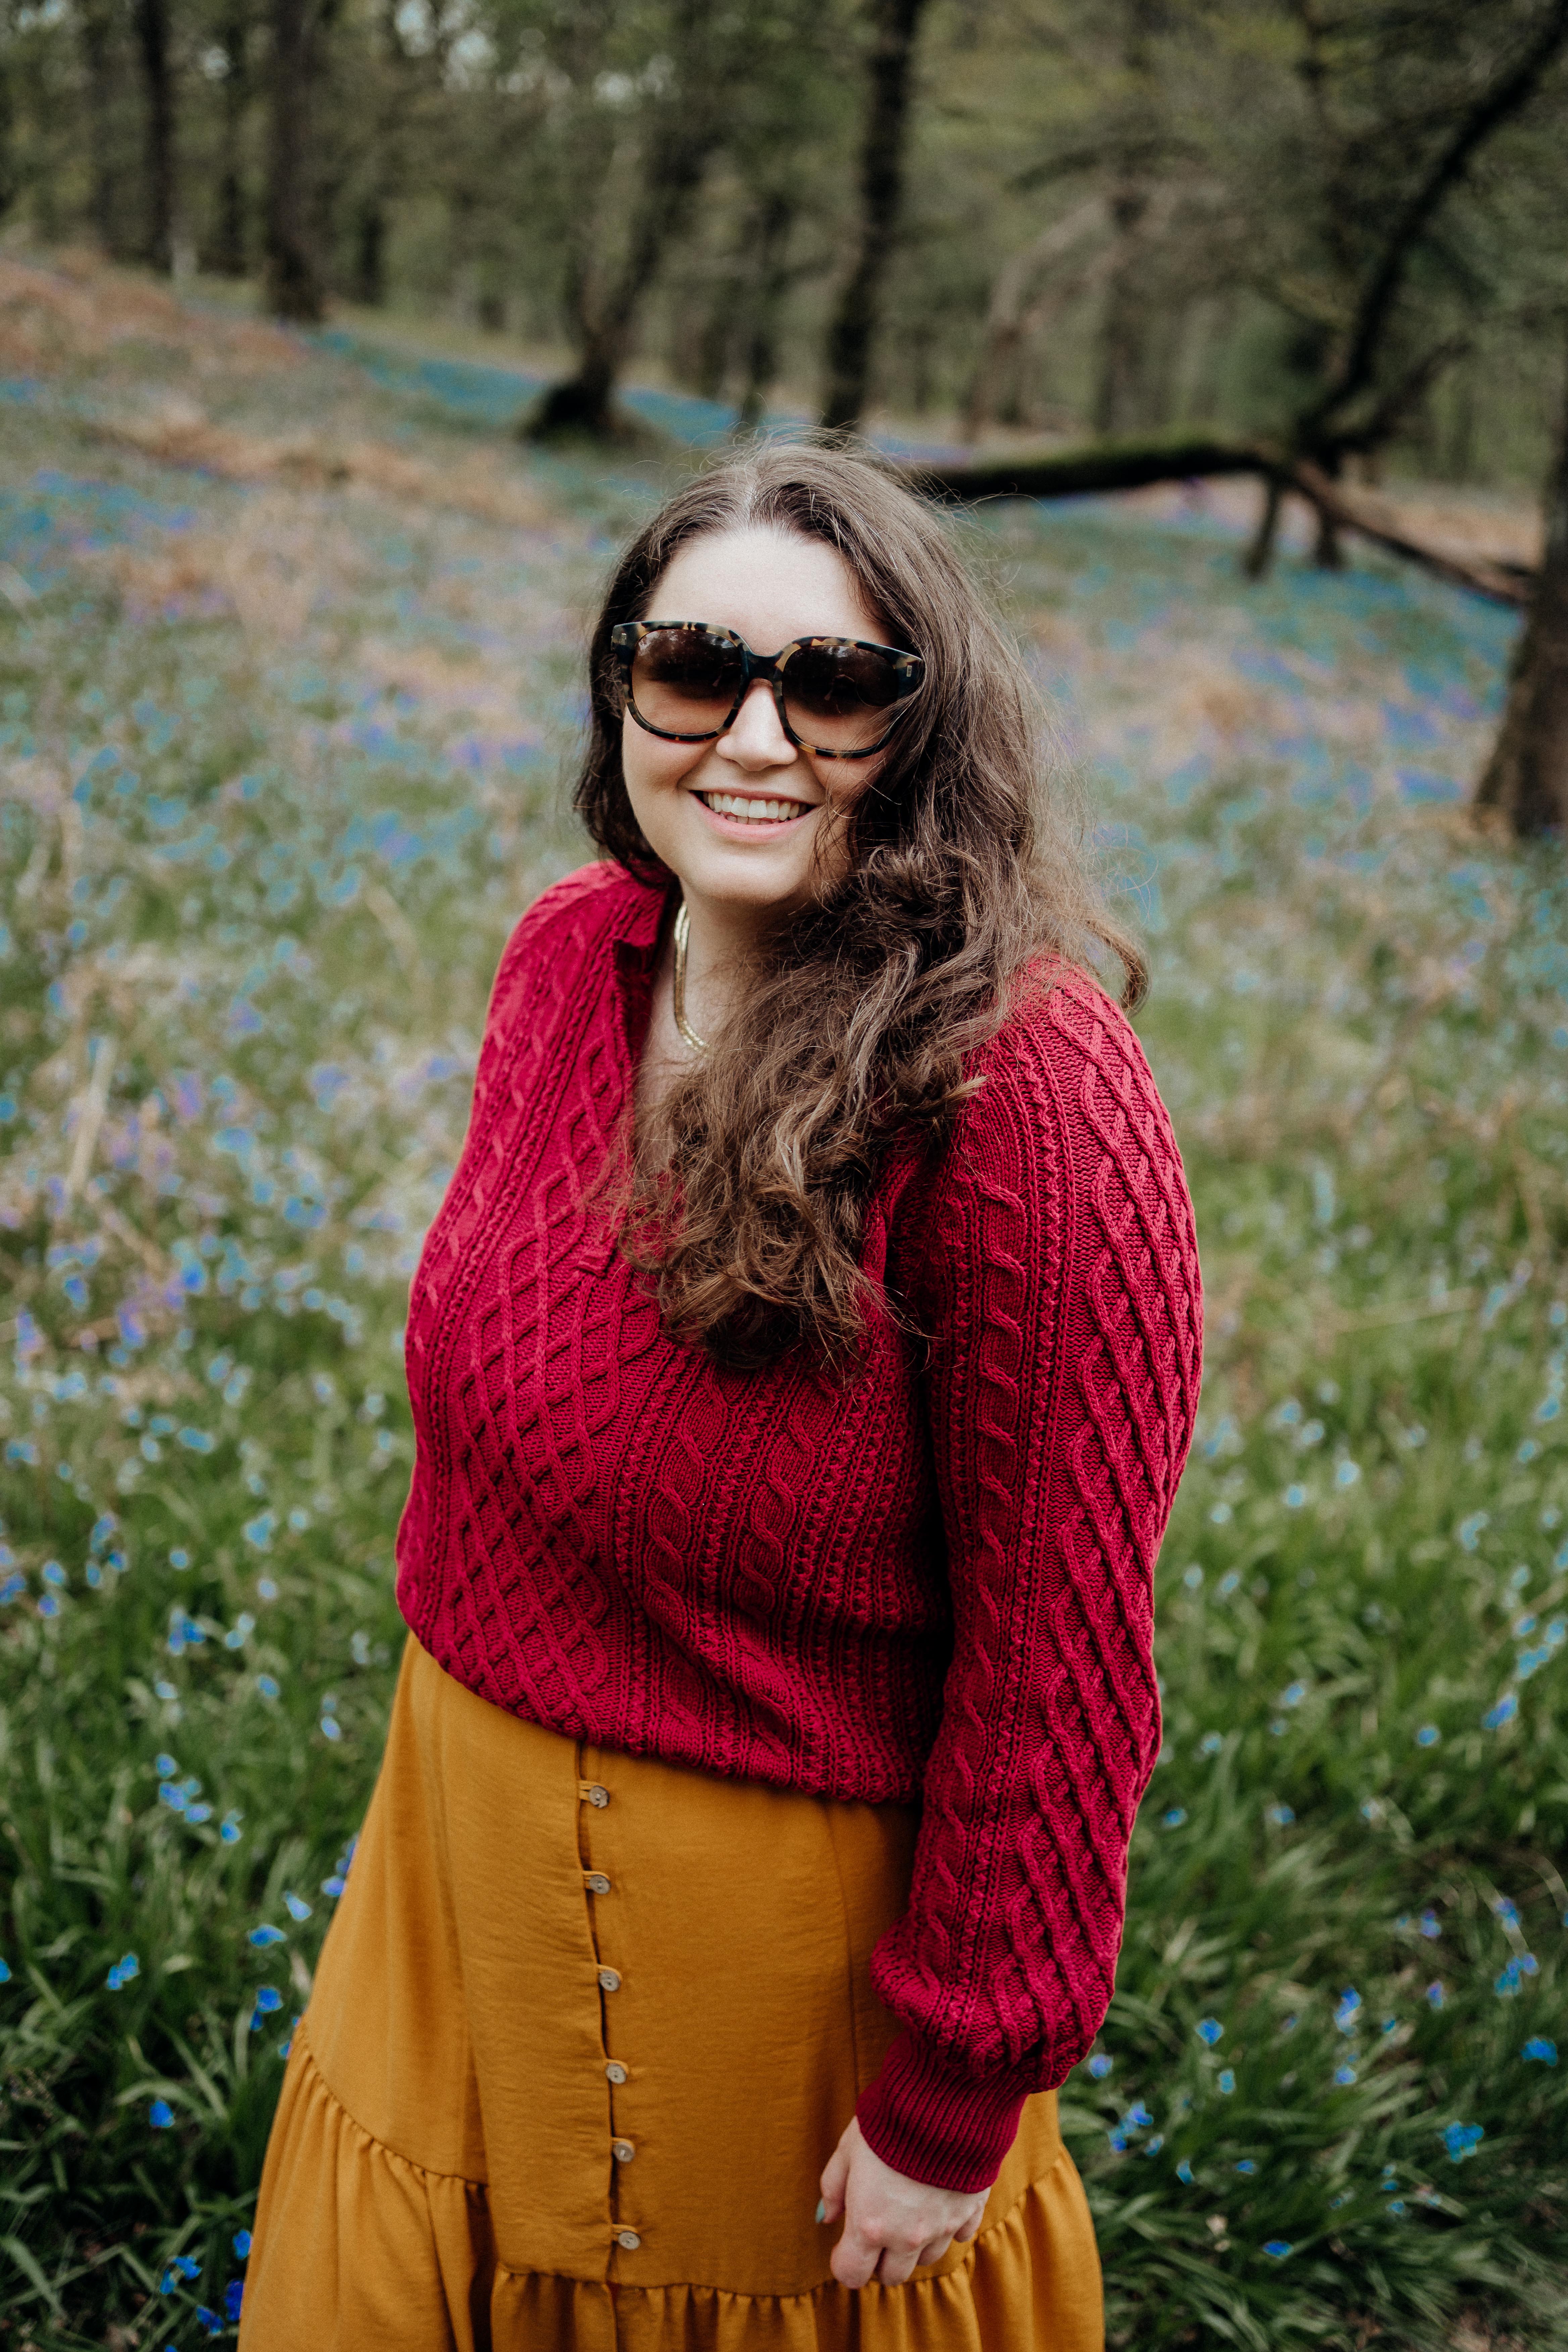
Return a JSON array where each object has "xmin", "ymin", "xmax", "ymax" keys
[{"xmin": 1308, "ymin": 0, "xmax": 1568, "ymax": 443}]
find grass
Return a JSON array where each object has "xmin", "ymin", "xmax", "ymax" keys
[{"xmin": 0, "ymin": 251, "xmax": 1565, "ymax": 2349}]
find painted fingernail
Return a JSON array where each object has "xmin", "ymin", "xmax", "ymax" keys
[{"xmin": 815, "ymin": 2200, "xmax": 827, "ymax": 2224}]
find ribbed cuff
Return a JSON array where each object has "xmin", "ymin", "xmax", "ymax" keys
[{"xmin": 855, "ymin": 2028, "xmax": 1031, "ymax": 2194}]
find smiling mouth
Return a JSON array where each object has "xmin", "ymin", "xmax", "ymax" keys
[{"xmin": 694, "ymin": 790, "xmax": 815, "ymax": 827}]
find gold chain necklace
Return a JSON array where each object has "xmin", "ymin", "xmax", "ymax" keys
[{"xmin": 672, "ymin": 901, "xmax": 709, "ymax": 1054}]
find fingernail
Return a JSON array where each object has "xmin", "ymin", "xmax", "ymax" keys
[{"xmin": 815, "ymin": 2200, "xmax": 827, "ymax": 2224}]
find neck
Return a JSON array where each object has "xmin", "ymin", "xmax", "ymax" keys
[{"xmin": 672, "ymin": 883, "xmax": 786, "ymax": 1037}]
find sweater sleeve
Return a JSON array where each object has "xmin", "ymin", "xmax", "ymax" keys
[{"xmin": 854, "ymin": 974, "xmax": 1203, "ymax": 2193}]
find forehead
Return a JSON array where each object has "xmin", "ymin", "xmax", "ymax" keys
[{"xmin": 648, "ymin": 525, "xmax": 886, "ymax": 648}]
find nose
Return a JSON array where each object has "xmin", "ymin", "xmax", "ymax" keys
[{"xmin": 718, "ymin": 678, "xmax": 797, "ymax": 770}]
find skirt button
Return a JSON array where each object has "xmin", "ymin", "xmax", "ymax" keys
[
  {"xmin": 616, "ymin": 2230, "xmax": 641, "ymax": 2252},
  {"xmin": 585, "ymin": 1872, "xmax": 611, "ymax": 1895},
  {"xmin": 583, "ymin": 1783, "xmax": 610, "ymax": 1809},
  {"xmin": 605, "ymin": 2061, "xmax": 628, "ymax": 2085},
  {"xmin": 612, "ymin": 2138, "xmax": 635, "ymax": 2162},
  {"xmin": 598, "ymin": 1967, "xmax": 622, "ymax": 1992}
]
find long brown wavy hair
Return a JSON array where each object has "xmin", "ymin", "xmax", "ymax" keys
[{"xmin": 574, "ymin": 442, "xmax": 1143, "ymax": 1371}]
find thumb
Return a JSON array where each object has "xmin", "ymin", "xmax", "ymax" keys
[{"xmin": 818, "ymin": 2132, "xmax": 851, "ymax": 2224}]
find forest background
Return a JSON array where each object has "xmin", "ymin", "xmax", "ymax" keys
[{"xmin": 2, "ymin": 0, "xmax": 1568, "ymax": 2348}]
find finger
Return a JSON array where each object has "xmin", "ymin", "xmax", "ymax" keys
[
  {"xmin": 914, "ymin": 2235, "xmax": 953, "ymax": 2269},
  {"xmin": 954, "ymin": 2202, "xmax": 986, "ymax": 2243},
  {"xmin": 830, "ymin": 2222, "xmax": 885, "ymax": 2292},
  {"xmin": 874, "ymin": 2242, "xmax": 922, "ymax": 2288},
  {"xmin": 818, "ymin": 2143, "xmax": 849, "ymax": 2225}
]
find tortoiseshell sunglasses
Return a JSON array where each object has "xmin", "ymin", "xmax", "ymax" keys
[{"xmin": 610, "ymin": 621, "xmax": 924, "ymax": 759}]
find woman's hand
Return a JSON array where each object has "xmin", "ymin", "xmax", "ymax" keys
[{"xmin": 817, "ymin": 2116, "xmax": 988, "ymax": 2287}]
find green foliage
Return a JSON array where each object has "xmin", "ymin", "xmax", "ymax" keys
[{"xmin": 1, "ymin": 311, "xmax": 1566, "ymax": 2348}]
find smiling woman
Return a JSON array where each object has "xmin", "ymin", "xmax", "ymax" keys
[{"xmin": 238, "ymin": 444, "xmax": 1204, "ymax": 2352}]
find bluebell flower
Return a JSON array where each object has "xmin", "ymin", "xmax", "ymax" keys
[
  {"xmin": 1441, "ymin": 2121, "xmax": 1483, "ymax": 2161},
  {"xmin": 148, "ymin": 2098, "xmax": 175, "ymax": 2128},
  {"xmin": 254, "ymin": 1986, "xmax": 283, "ymax": 2014},
  {"xmin": 224, "ymin": 2280, "xmax": 243, "ymax": 2322},
  {"xmin": 0, "ymin": 1960, "xmax": 11, "ymax": 1983},
  {"xmin": 1426, "ymin": 1982, "xmax": 1445, "ymax": 2008},
  {"xmin": 1334, "ymin": 2065, "xmax": 1357, "ymax": 2086},
  {"xmin": 1419, "ymin": 1910, "xmax": 1441, "ymax": 1938},
  {"xmin": 1334, "ymin": 1988, "xmax": 1361, "ymax": 2032},
  {"xmin": 1415, "ymin": 1725, "xmax": 1439, "ymax": 1748},
  {"xmin": 233, "ymin": 2230, "xmax": 252, "ymax": 2258},
  {"xmin": 248, "ymin": 1924, "xmax": 286, "ymax": 1948},
  {"xmin": 1263, "ymin": 2240, "xmax": 1292, "ymax": 2259},
  {"xmin": 321, "ymin": 1874, "xmax": 347, "ymax": 1898},
  {"xmin": 220, "ymin": 1811, "xmax": 243, "ymax": 1843},
  {"xmin": 256, "ymin": 1674, "xmax": 280, "ymax": 1699},
  {"xmin": 1265, "ymin": 1804, "xmax": 1294, "ymax": 1826},
  {"xmin": 1387, "ymin": 2198, "xmax": 1406, "ymax": 2215},
  {"xmin": 1163, "ymin": 1807, "xmax": 1186, "ymax": 1828},
  {"xmin": 1235, "ymin": 2158, "xmax": 1256, "ymax": 2174},
  {"xmin": 1482, "ymin": 1694, "xmax": 1518, "ymax": 1730},
  {"xmin": 1522, "ymin": 2038, "xmax": 1557, "ymax": 2064},
  {"xmin": 106, "ymin": 1953, "xmax": 139, "ymax": 1990},
  {"xmin": 1218, "ymin": 2069, "xmax": 1236, "ymax": 2094},
  {"xmin": 1196, "ymin": 2018, "xmax": 1223, "ymax": 2046},
  {"xmin": 1086, "ymin": 2053, "xmax": 1113, "ymax": 2079},
  {"xmin": 1176, "ymin": 2159, "xmax": 1193, "ymax": 2184}
]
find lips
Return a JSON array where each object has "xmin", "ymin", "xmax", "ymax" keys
[{"xmin": 694, "ymin": 790, "xmax": 815, "ymax": 827}]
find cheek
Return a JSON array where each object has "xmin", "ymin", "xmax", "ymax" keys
[{"xmin": 621, "ymin": 715, "xmax": 701, "ymax": 809}]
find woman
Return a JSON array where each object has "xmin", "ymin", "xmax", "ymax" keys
[{"xmin": 240, "ymin": 444, "xmax": 1202, "ymax": 2352}]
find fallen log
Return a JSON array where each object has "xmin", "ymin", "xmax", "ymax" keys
[
  {"xmin": 1286, "ymin": 458, "xmax": 1531, "ymax": 609},
  {"xmin": 904, "ymin": 436, "xmax": 1535, "ymax": 610},
  {"xmin": 908, "ymin": 435, "xmax": 1268, "ymax": 502}
]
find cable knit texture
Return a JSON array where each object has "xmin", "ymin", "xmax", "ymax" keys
[{"xmin": 395, "ymin": 861, "xmax": 1203, "ymax": 2193}]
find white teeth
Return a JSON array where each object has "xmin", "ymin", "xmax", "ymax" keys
[{"xmin": 698, "ymin": 791, "xmax": 808, "ymax": 823}]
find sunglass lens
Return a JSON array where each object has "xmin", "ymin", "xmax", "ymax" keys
[
  {"xmin": 783, "ymin": 641, "xmax": 904, "ymax": 752},
  {"xmin": 630, "ymin": 627, "xmax": 743, "ymax": 736}
]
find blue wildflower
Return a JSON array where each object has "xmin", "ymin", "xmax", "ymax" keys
[
  {"xmin": 1218, "ymin": 2069, "xmax": 1236, "ymax": 2094},
  {"xmin": 254, "ymin": 1986, "xmax": 283, "ymax": 2014},
  {"xmin": 1334, "ymin": 2064, "xmax": 1357, "ymax": 2086},
  {"xmin": 1086, "ymin": 2053, "xmax": 1113, "ymax": 2079},
  {"xmin": 1195, "ymin": 2018, "xmax": 1223, "ymax": 2046},
  {"xmin": 1426, "ymin": 1982, "xmax": 1445, "ymax": 2008},
  {"xmin": 106, "ymin": 1953, "xmax": 140, "ymax": 1990},
  {"xmin": 248, "ymin": 1924, "xmax": 286, "ymax": 1948},
  {"xmin": 1176, "ymin": 2159, "xmax": 1193, "ymax": 2185},
  {"xmin": 1415, "ymin": 1725, "xmax": 1439, "ymax": 1748},
  {"xmin": 1523, "ymin": 2038, "xmax": 1558, "ymax": 2064},
  {"xmin": 1263, "ymin": 2240, "xmax": 1292, "ymax": 2259},
  {"xmin": 1482, "ymin": 1693, "xmax": 1518, "ymax": 1730},
  {"xmin": 233, "ymin": 2230, "xmax": 252, "ymax": 2258},
  {"xmin": 1236, "ymin": 2158, "xmax": 1256, "ymax": 2174},
  {"xmin": 1441, "ymin": 2121, "xmax": 1483, "ymax": 2161},
  {"xmin": 148, "ymin": 2098, "xmax": 175, "ymax": 2128},
  {"xmin": 1163, "ymin": 1807, "xmax": 1187, "ymax": 1828},
  {"xmin": 1334, "ymin": 1988, "xmax": 1362, "ymax": 2032}
]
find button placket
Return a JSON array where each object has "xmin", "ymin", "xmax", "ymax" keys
[{"xmin": 579, "ymin": 1757, "xmax": 641, "ymax": 2256}]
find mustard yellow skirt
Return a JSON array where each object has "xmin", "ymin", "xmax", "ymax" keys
[{"xmin": 239, "ymin": 1636, "xmax": 1103, "ymax": 2351}]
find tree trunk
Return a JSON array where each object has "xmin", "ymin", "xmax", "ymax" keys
[
  {"xmin": 735, "ymin": 190, "xmax": 796, "ymax": 433},
  {"xmin": 212, "ymin": 0, "xmax": 249, "ymax": 276},
  {"xmin": 819, "ymin": 0, "xmax": 929, "ymax": 433},
  {"xmin": 133, "ymin": 0, "xmax": 177, "ymax": 274},
  {"xmin": 351, "ymin": 197, "xmax": 386, "ymax": 304},
  {"xmin": 525, "ymin": 0, "xmax": 727, "ymax": 444},
  {"xmin": 80, "ymin": 0, "xmax": 123, "ymax": 255},
  {"xmin": 265, "ymin": 0, "xmax": 324, "ymax": 322},
  {"xmin": 1475, "ymin": 331, "xmax": 1568, "ymax": 838},
  {"xmin": 1093, "ymin": 183, "xmax": 1150, "ymax": 436}
]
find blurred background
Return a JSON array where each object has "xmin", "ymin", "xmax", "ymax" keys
[{"xmin": 1, "ymin": 3, "xmax": 1566, "ymax": 2349}]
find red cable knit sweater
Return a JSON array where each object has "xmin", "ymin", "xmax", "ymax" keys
[{"xmin": 395, "ymin": 861, "xmax": 1203, "ymax": 2192}]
